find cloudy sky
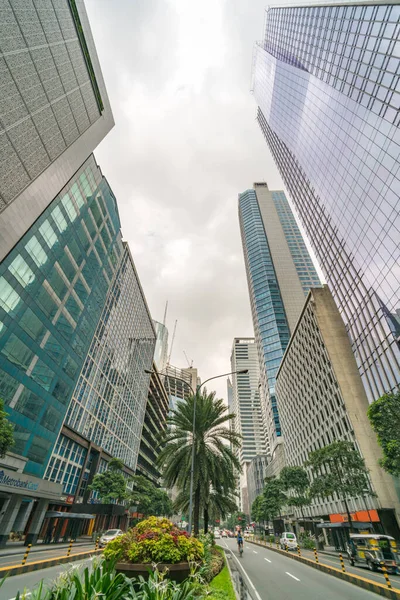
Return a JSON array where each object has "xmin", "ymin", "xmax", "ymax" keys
[{"xmin": 85, "ymin": 0, "xmax": 306, "ymax": 401}]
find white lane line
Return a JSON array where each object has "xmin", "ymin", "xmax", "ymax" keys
[
  {"xmin": 224, "ymin": 545, "xmax": 262, "ymax": 600},
  {"xmin": 264, "ymin": 557, "xmax": 271, "ymax": 563},
  {"xmin": 286, "ymin": 572, "xmax": 300, "ymax": 582},
  {"xmin": 253, "ymin": 550, "xmax": 258, "ymax": 554}
]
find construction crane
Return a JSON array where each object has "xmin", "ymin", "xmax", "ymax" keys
[
  {"xmin": 167, "ymin": 319, "xmax": 177, "ymax": 365},
  {"xmin": 183, "ymin": 350, "xmax": 193, "ymax": 368}
]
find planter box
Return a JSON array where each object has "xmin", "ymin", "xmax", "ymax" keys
[{"xmin": 115, "ymin": 561, "xmax": 191, "ymax": 582}]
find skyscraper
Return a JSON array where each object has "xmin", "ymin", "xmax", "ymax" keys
[
  {"xmin": 0, "ymin": 0, "xmax": 113, "ymax": 263},
  {"xmin": 230, "ymin": 337, "xmax": 268, "ymax": 513},
  {"xmin": 252, "ymin": 2, "xmax": 400, "ymax": 403},
  {"xmin": 239, "ymin": 183, "xmax": 320, "ymax": 458}
]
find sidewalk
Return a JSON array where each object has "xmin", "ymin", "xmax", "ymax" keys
[{"xmin": 0, "ymin": 537, "xmax": 93, "ymax": 557}]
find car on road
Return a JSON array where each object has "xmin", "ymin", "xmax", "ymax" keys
[
  {"xmin": 280, "ymin": 531, "xmax": 297, "ymax": 550},
  {"xmin": 221, "ymin": 530, "xmax": 228, "ymax": 538},
  {"xmin": 214, "ymin": 530, "xmax": 221, "ymax": 539},
  {"xmin": 347, "ymin": 534, "xmax": 399, "ymax": 574},
  {"xmin": 99, "ymin": 529, "xmax": 123, "ymax": 547}
]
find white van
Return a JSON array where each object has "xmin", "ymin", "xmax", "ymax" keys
[{"xmin": 280, "ymin": 532, "xmax": 297, "ymax": 550}]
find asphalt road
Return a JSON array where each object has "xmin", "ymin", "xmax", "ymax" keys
[
  {"xmin": 0, "ymin": 543, "xmax": 95, "ymax": 568},
  {"xmin": 1, "ymin": 557, "xmax": 95, "ymax": 600},
  {"xmin": 298, "ymin": 545, "xmax": 399, "ymax": 587},
  {"xmin": 222, "ymin": 538, "xmax": 388, "ymax": 599}
]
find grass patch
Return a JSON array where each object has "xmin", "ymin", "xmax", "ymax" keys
[{"xmin": 209, "ymin": 548, "xmax": 236, "ymax": 600}]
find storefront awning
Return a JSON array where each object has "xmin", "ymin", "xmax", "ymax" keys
[
  {"xmin": 317, "ymin": 521, "xmax": 373, "ymax": 529},
  {"xmin": 45, "ymin": 511, "xmax": 95, "ymax": 520}
]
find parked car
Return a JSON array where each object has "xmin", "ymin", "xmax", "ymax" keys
[
  {"xmin": 99, "ymin": 529, "xmax": 123, "ymax": 547},
  {"xmin": 280, "ymin": 532, "xmax": 297, "ymax": 550}
]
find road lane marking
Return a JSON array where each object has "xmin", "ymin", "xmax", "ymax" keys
[
  {"xmin": 224, "ymin": 545, "xmax": 262, "ymax": 600},
  {"xmin": 286, "ymin": 572, "xmax": 300, "ymax": 582},
  {"xmin": 253, "ymin": 550, "xmax": 258, "ymax": 554},
  {"xmin": 264, "ymin": 557, "xmax": 271, "ymax": 563}
]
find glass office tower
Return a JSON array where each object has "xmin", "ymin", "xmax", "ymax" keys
[
  {"xmin": 0, "ymin": 0, "xmax": 113, "ymax": 264},
  {"xmin": 252, "ymin": 2, "xmax": 400, "ymax": 402},
  {"xmin": 239, "ymin": 183, "xmax": 320, "ymax": 454},
  {"xmin": 0, "ymin": 155, "xmax": 122, "ymax": 476}
]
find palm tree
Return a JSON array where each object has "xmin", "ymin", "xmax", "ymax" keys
[{"xmin": 158, "ymin": 389, "xmax": 241, "ymax": 535}]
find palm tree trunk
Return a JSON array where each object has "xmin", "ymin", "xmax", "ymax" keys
[
  {"xmin": 193, "ymin": 485, "xmax": 201, "ymax": 536},
  {"xmin": 204, "ymin": 506, "xmax": 209, "ymax": 534}
]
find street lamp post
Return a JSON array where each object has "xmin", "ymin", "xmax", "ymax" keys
[{"xmin": 145, "ymin": 367, "xmax": 248, "ymax": 535}]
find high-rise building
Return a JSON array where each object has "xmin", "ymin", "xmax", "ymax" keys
[
  {"xmin": 246, "ymin": 454, "xmax": 269, "ymax": 513},
  {"xmin": 163, "ymin": 365, "xmax": 199, "ymax": 411},
  {"xmin": 0, "ymin": 0, "xmax": 113, "ymax": 263},
  {"xmin": 136, "ymin": 363, "xmax": 170, "ymax": 485},
  {"xmin": 252, "ymin": 2, "xmax": 400, "ymax": 403},
  {"xmin": 238, "ymin": 183, "xmax": 320, "ymax": 458},
  {"xmin": 153, "ymin": 321, "xmax": 169, "ymax": 373},
  {"xmin": 230, "ymin": 338, "xmax": 268, "ymax": 513},
  {"xmin": 0, "ymin": 156, "xmax": 121, "ymax": 478},
  {"xmin": 276, "ymin": 286, "xmax": 400, "ymax": 536}
]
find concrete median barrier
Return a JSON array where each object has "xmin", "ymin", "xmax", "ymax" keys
[{"xmin": 0, "ymin": 548, "xmax": 103, "ymax": 578}]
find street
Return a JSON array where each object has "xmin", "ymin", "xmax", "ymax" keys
[
  {"xmin": 222, "ymin": 538, "xmax": 389, "ymax": 599},
  {"xmin": 1, "ymin": 557, "xmax": 95, "ymax": 600},
  {"xmin": 0, "ymin": 543, "xmax": 96, "ymax": 569}
]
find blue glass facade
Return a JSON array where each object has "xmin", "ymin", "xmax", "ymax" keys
[
  {"xmin": 0, "ymin": 155, "xmax": 122, "ymax": 476},
  {"xmin": 239, "ymin": 185, "xmax": 320, "ymax": 450},
  {"xmin": 253, "ymin": 3, "xmax": 400, "ymax": 403}
]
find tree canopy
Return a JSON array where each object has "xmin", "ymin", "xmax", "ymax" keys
[
  {"xmin": 0, "ymin": 399, "xmax": 14, "ymax": 458},
  {"xmin": 280, "ymin": 465, "xmax": 310, "ymax": 518},
  {"xmin": 306, "ymin": 440, "xmax": 370, "ymax": 527},
  {"xmin": 88, "ymin": 458, "xmax": 128, "ymax": 504},
  {"xmin": 368, "ymin": 390, "xmax": 400, "ymax": 477},
  {"xmin": 130, "ymin": 475, "xmax": 173, "ymax": 517},
  {"xmin": 158, "ymin": 389, "xmax": 241, "ymax": 534}
]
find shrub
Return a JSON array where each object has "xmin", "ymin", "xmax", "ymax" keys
[
  {"xmin": 299, "ymin": 532, "xmax": 315, "ymax": 549},
  {"xmin": 103, "ymin": 517, "xmax": 204, "ymax": 565}
]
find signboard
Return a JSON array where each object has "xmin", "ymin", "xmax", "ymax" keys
[{"xmin": 0, "ymin": 468, "xmax": 62, "ymax": 500}]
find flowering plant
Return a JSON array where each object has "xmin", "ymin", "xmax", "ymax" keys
[{"xmin": 103, "ymin": 517, "xmax": 204, "ymax": 564}]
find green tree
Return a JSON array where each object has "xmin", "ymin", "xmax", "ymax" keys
[
  {"xmin": 174, "ymin": 484, "xmax": 237, "ymax": 533},
  {"xmin": 280, "ymin": 466, "xmax": 310, "ymax": 520},
  {"xmin": 368, "ymin": 390, "xmax": 400, "ymax": 477},
  {"xmin": 88, "ymin": 457, "xmax": 128, "ymax": 504},
  {"xmin": 158, "ymin": 389, "xmax": 241, "ymax": 535},
  {"xmin": 129, "ymin": 475, "xmax": 173, "ymax": 517},
  {"xmin": 262, "ymin": 478, "xmax": 287, "ymax": 522},
  {"xmin": 0, "ymin": 399, "xmax": 14, "ymax": 458},
  {"xmin": 306, "ymin": 441, "xmax": 370, "ymax": 530},
  {"xmin": 251, "ymin": 495, "xmax": 266, "ymax": 523}
]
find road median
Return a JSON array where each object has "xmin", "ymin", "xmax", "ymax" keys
[
  {"xmin": 247, "ymin": 539, "xmax": 400, "ymax": 600},
  {"xmin": 0, "ymin": 548, "xmax": 103, "ymax": 578}
]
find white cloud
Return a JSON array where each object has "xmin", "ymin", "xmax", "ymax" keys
[{"xmin": 85, "ymin": 0, "xmax": 311, "ymax": 400}]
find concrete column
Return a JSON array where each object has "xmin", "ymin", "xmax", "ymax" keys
[
  {"xmin": 25, "ymin": 498, "xmax": 48, "ymax": 546},
  {"xmin": 0, "ymin": 495, "xmax": 23, "ymax": 548},
  {"xmin": 13, "ymin": 500, "xmax": 34, "ymax": 533}
]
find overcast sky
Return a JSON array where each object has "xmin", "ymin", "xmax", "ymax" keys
[{"xmin": 85, "ymin": 0, "xmax": 309, "ymax": 401}]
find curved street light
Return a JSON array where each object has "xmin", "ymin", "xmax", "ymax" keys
[{"xmin": 145, "ymin": 367, "xmax": 248, "ymax": 534}]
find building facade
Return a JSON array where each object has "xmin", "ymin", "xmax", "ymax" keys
[
  {"xmin": 153, "ymin": 321, "xmax": 169, "ymax": 373},
  {"xmin": 0, "ymin": 155, "xmax": 121, "ymax": 478},
  {"xmin": 238, "ymin": 183, "xmax": 320, "ymax": 457},
  {"xmin": 247, "ymin": 454, "xmax": 269, "ymax": 513},
  {"xmin": 136, "ymin": 363, "xmax": 170, "ymax": 485},
  {"xmin": 163, "ymin": 365, "xmax": 199, "ymax": 411},
  {"xmin": 0, "ymin": 0, "xmax": 114, "ymax": 262},
  {"xmin": 252, "ymin": 2, "xmax": 400, "ymax": 403},
  {"xmin": 276, "ymin": 286, "xmax": 400, "ymax": 535},
  {"xmin": 230, "ymin": 338, "xmax": 268, "ymax": 513}
]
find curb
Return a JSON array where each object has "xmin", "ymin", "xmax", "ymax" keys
[
  {"xmin": 0, "ymin": 542, "xmax": 90, "ymax": 558},
  {"xmin": 222, "ymin": 548, "xmax": 241, "ymax": 600},
  {"xmin": 0, "ymin": 549, "xmax": 103, "ymax": 578},
  {"xmin": 248, "ymin": 540, "xmax": 400, "ymax": 599}
]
